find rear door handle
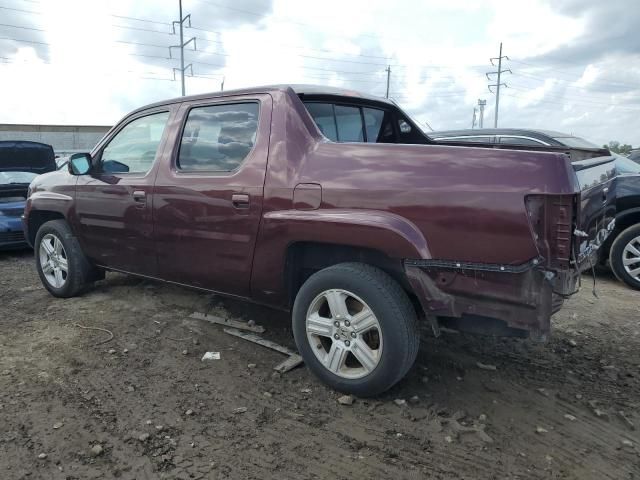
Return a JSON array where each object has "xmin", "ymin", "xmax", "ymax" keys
[
  {"xmin": 132, "ymin": 190, "xmax": 146, "ymax": 204},
  {"xmin": 231, "ymin": 193, "xmax": 250, "ymax": 209}
]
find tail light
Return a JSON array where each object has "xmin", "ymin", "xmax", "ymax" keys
[{"xmin": 525, "ymin": 194, "xmax": 576, "ymax": 270}]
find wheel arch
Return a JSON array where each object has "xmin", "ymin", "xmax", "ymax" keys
[
  {"xmin": 283, "ymin": 242, "xmax": 412, "ymax": 309},
  {"xmin": 602, "ymin": 208, "xmax": 640, "ymax": 258},
  {"xmin": 27, "ymin": 210, "xmax": 66, "ymax": 246},
  {"xmin": 250, "ymin": 208, "xmax": 431, "ymax": 309}
]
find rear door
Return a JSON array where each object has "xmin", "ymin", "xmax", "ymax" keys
[{"xmin": 152, "ymin": 94, "xmax": 272, "ymax": 296}]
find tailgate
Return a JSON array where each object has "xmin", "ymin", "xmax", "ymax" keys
[{"xmin": 572, "ymin": 154, "xmax": 617, "ymax": 265}]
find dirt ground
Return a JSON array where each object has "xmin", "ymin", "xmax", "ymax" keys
[{"xmin": 1, "ymin": 249, "xmax": 639, "ymax": 480}]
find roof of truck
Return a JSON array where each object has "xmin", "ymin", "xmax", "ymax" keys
[{"xmin": 130, "ymin": 84, "xmax": 395, "ymax": 116}]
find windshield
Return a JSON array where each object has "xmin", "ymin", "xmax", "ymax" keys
[
  {"xmin": 615, "ymin": 154, "xmax": 640, "ymax": 174},
  {"xmin": 552, "ymin": 136, "xmax": 599, "ymax": 149},
  {"xmin": 0, "ymin": 171, "xmax": 39, "ymax": 185}
]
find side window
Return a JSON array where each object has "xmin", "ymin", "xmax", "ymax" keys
[
  {"xmin": 304, "ymin": 102, "xmax": 392, "ymax": 143},
  {"xmin": 101, "ymin": 111, "xmax": 169, "ymax": 174},
  {"xmin": 303, "ymin": 103, "xmax": 338, "ymax": 141},
  {"xmin": 498, "ymin": 136, "xmax": 545, "ymax": 146},
  {"xmin": 178, "ymin": 102, "xmax": 259, "ymax": 172},
  {"xmin": 334, "ymin": 105, "xmax": 364, "ymax": 142},
  {"xmin": 363, "ymin": 107, "xmax": 396, "ymax": 143}
]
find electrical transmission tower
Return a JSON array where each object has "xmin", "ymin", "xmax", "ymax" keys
[
  {"xmin": 486, "ymin": 42, "xmax": 511, "ymax": 128},
  {"xmin": 471, "ymin": 107, "xmax": 477, "ymax": 129},
  {"xmin": 477, "ymin": 99, "xmax": 486, "ymax": 128},
  {"xmin": 170, "ymin": 0, "xmax": 197, "ymax": 96}
]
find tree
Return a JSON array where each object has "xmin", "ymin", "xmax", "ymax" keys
[{"xmin": 604, "ymin": 141, "xmax": 634, "ymax": 155}]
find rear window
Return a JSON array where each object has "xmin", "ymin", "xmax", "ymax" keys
[
  {"xmin": 615, "ymin": 155, "xmax": 640, "ymax": 174},
  {"xmin": 303, "ymin": 102, "xmax": 397, "ymax": 143}
]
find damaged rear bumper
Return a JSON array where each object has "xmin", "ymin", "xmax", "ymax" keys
[{"xmin": 404, "ymin": 253, "xmax": 596, "ymax": 341}]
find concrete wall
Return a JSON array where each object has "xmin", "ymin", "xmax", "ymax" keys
[{"xmin": 0, "ymin": 124, "xmax": 112, "ymax": 156}]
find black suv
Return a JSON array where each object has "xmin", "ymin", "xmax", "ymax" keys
[{"xmin": 432, "ymin": 129, "xmax": 640, "ymax": 290}]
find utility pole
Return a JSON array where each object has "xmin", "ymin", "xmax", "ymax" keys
[
  {"xmin": 385, "ymin": 65, "xmax": 391, "ymax": 99},
  {"xmin": 486, "ymin": 42, "xmax": 511, "ymax": 128},
  {"xmin": 220, "ymin": 76, "xmax": 225, "ymax": 92},
  {"xmin": 471, "ymin": 107, "xmax": 477, "ymax": 129},
  {"xmin": 477, "ymin": 99, "xmax": 486, "ymax": 128},
  {"xmin": 170, "ymin": 0, "xmax": 197, "ymax": 96}
]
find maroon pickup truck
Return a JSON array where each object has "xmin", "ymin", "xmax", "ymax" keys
[{"xmin": 23, "ymin": 85, "xmax": 616, "ymax": 395}]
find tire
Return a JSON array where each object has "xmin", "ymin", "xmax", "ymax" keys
[
  {"xmin": 609, "ymin": 223, "xmax": 640, "ymax": 290},
  {"xmin": 35, "ymin": 219, "xmax": 95, "ymax": 298},
  {"xmin": 292, "ymin": 262, "xmax": 419, "ymax": 397}
]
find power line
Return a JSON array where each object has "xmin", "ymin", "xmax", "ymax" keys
[
  {"xmin": 111, "ymin": 14, "xmax": 172, "ymax": 26},
  {"xmin": 512, "ymin": 70, "xmax": 639, "ymax": 91},
  {"xmin": 185, "ymin": 25, "xmax": 393, "ymax": 61},
  {"xmin": 506, "ymin": 56, "xmax": 640, "ymax": 91},
  {"xmin": 502, "ymin": 92, "xmax": 639, "ymax": 111},
  {"xmin": 0, "ymin": 22, "xmax": 45, "ymax": 32},
  {"xmin": 0, "ymin": 7, "xmax": 484, "ymax": 72},
  {"xmin": 507, "ymin": 84, "xmax": 637, "ymax": 107},
  {"xmin": 112, "ymin": 24, "xmax": 174, "ymax": 36},
  {"xmin": 116, "ymin": 39, "xmax": 171, "ymax": 49},
  {"xmin": 0, "ymin": 35, "xmax": 48, "ymax": 46},
  {"xmin": 0, "ymin": 5, "xmax": 41, "ymax": 15},
  {"xmin": 0, "ymin": 57, "xmax": 176, "ymax": 81}
]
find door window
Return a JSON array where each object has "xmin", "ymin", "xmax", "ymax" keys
[
  {"xmin": 177, "ymin": 102, "xmax": 259, "ymax": 172},
  {"xmin": 100, "ymin": 111, "xmax": 169, "ymax": 174}
]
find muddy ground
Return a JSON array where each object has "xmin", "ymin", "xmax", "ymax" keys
[{"xmin": 1, "ymin": 249, "xmax": 639, "ymax": 480}]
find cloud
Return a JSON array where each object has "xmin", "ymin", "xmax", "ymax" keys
[{"xmin": 0, "ymin": 0, "xmax": 637, "ymax": 147}]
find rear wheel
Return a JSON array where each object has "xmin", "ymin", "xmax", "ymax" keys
[
  {"xmin": 610, "ymin": 223, "xmax": 640, "ymax": 290},
  {"xmin": 35, "ymin": 220, "xmax": 95, "ymax": 297},
  {"xmin": 292, "ymin": 262, "xmax": 419, "ymax": 397}
]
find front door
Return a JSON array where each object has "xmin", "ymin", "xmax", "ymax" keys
[
  {"xmin": 152, "ymin": 95, "xmax": 272, "ymax": 296},
  {"xmin": 75, "ymin": 109, "xmax": 172, "ymax": 275}
]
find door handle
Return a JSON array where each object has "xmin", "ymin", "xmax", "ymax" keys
[
  {"xmin": 231, "ymin": 193, "xmax": 250, "ymax": 209},
  {"xmin": 132, "ymin": 190, "xmax": 146, "ymax": 203}
]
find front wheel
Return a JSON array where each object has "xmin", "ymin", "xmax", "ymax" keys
[
  {"xmin": 35, "ymin": 219, "xmax": 95, "ymax": 298},
  {"xmin": 610, "ymin": 223, "xmax": 640, "ymax": 290},
  {"xmin": 292, "ymin": 263, "xmax": 419, "ymax": 397}
]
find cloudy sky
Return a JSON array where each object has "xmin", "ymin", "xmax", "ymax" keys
[{"xmin": 0, "ymin": 0, "xmax": 638, "ymax": 145}]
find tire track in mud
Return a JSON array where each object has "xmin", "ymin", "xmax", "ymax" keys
[{"xmin": 3, "ymin": 254, "xmax": 640, "ymax": 479}]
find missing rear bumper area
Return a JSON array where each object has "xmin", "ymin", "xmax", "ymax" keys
[{"xmin": 403, "ymin": 259, "xmax": 569, "ymax": 341}]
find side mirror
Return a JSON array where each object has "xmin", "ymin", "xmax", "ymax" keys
[{"xmin": 68, "ymin": 153, "xmax": 92, "ymax": 175}]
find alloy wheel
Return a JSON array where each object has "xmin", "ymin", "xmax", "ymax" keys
[
  {"xmin": 306, "ymin": 289, "xmax": 383, "ymax": 379},
  {"xmin": 39, "ymin": 233, "xmax": 68, "ymax": 288},
  {"xmin": 622, "ymin": 235, "xmax": 640, "ymax": 282}
]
